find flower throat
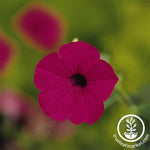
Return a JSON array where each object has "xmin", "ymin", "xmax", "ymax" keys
[{"xmin": 70, "ymin": 73, "xmax": 87, "ymax": 87}]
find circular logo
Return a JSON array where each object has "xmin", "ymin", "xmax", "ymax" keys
[{"xmin": 117, "ymin": 114, "xmax": 145, "ymax": 142}]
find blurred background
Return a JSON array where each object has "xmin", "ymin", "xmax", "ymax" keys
[{"xmin": 0, "ymin": 0, "xmax": 150, "ymax": 150}]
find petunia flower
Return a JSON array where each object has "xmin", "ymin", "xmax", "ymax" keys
[
  {"xmin": 0, "ymin": 32, "xmax": 16, "ymax": 76},
  {"xmin": 34, "ymin": 41, "xmax": 118, "ymax": 125},
  {"xmin": 12, "ymin": 2, "xmax": 66, "ymax": 52}
]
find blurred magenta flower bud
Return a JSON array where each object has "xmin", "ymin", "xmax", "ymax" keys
[
  {"xmin": 0, "ymin": 31, "xmax": 17, "ymax": 77},
  {"xmin": 12, "ymin": 2, "xmax": 66, "ymax": 52}
]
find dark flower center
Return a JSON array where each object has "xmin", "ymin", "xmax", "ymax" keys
[{"xmin": 70, "ymin": 73, "xmax": 87, "ymax": 87}]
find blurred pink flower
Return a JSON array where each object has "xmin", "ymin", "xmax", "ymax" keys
[
  {"xmin": 25, "ymin": 106, "xmax": 76, "ymax": 138},
  {"xmin": 50, "ymin": 120, "xmax": 76, "ymax": 139},
  {"xmin": 34, "ymin": 41, "xmax": 118, "ymax": 125},
  {"xmin": 0, "ymin": 32, "xmax": 15, "ymax": 76},
  {"xmin": 0, "ymin": 89, "xmax": 29, "ymax": 121},
  {"xmin": 13, "ymin": 2, "xmax": 66, "ymax": 52},
  {"xmin": 0, "ymin": 89, "xmax": 75, "ymax": 138}
]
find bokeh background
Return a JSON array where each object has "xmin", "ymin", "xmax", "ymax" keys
[{"xmin": 0, "ymin": 0, "xmax": 150, "ymax": 150}]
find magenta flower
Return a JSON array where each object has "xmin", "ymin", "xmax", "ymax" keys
[
  {"xmin": 13, "ymin": 2, "xmax": 66, "ymax": 52},
  {"xmin": 34, "ymin": 41, "xmax": 118, "ymax": 125},
  {"xmin": 0, "ymin": 33, "xmax": 14, "ymax": 75}
]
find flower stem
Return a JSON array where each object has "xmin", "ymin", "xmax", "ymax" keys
[{"xmin": 116, "ymin": 88, "xmax": 133, "ymax": 106}]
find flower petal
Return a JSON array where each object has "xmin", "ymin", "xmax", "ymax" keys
[
  {"xmin": 38, "ymin": 86, "xmax": 81, "ymax": 121},
  {"xmin": 58, "ymin": 41, "xmax": 100, "ymax": 74},
  {"xmin": 87, "ymin": 79, "xmax": 118, "ymax": 102},
  {"xmin": 34, "ymin": 52, "xmax": 72, "ymax": 90},
  {"xmin": 69, "ymin": 88, "xmax": 104, "ymax": 125},
  {"xmin": 85, "ymin": 60, "xmax": 118, "ymax": 101},
  {"xmin": 34, "ymin": 68, "xmax": 71, "ymax": 91},
  {"xmin": 85, "ymin": 59, "xmax": 117, "ymax": 80}
]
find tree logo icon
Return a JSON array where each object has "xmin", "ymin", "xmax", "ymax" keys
[
  {"xmin": 124, "ymin": 117, "xmax": 137, "ymax": 139},
  {"xmin": 117, "ymin": 114, "xmax": 145, "ymax": 142}
]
